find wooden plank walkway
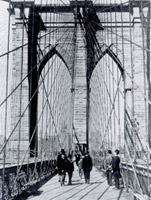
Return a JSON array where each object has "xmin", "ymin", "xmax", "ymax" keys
[{"xmin": 27, "ymin": 167, "xmax": 133, "ymax": 200}]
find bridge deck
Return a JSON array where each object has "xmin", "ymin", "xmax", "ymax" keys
[{"xmin": 27, "ymin": 168, "xmax": 133, "ymax": 200}]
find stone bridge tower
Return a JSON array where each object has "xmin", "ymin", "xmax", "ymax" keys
[{"xmin": 2, "ymin": 0, "xmax": 150, "ymax": 161}]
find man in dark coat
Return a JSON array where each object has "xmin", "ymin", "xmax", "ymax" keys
[
  {"xmin": 66, "ymin": 154, "xmax": 74, "ymax": 185},
  {"xmin": 82, "ymin": 152, "xmax": 93, "ymax": 184},
  {"xmin": 105, "ymin": 150, "xmax": 113, "ymax": 186},
  {"xmin": 112, "ymin": 149, "xmax": 121, "ymax": 189},
  {"xmin": 57, "ymin": 149, "xmax": 67, "ymax": 186}
]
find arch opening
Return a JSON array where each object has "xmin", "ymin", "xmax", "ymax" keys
[{"xmin": 38, "ymin": 54, "xmax": 72, "ymax": 159}]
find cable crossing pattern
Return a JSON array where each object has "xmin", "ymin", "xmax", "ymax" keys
[{"xmin": 0, "ymin": 0, "xmax": 150, "ymax": 199}]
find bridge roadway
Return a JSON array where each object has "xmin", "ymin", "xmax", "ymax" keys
[{"xmin": 27, "ymin": 167, "xmax": 133, "ymax": 200}]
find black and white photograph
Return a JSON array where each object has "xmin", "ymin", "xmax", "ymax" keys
[{"xmin": 0, "ymin": 0, "xmax": 150, "ymax": 199}]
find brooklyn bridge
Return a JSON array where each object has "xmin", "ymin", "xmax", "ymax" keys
[{"xmin": 0, "ymin": 0, "xmax": 150, "ymax": 199}]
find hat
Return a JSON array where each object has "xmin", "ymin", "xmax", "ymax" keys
[
  {"xmin": 108, "ymin": 150, "xmax": 112, "ymax": 154},
  {"xmin": 115, "ymin": 149, "xmax": 120, "ymax": 154},
  {"xmin": 61, "ymin": 149, "xmax": 65, "ymax": 155}
]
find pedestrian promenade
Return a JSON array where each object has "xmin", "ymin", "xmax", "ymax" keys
[{"xmin": 27, "ymin": 167, "xmax": 133, "ymax": 200}]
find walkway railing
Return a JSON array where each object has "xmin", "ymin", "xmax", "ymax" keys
[
  {"xmin": 121, "ymin": 162, "xmax": 151, "ymax": 197},
  {"xmin": 93, "ymin": 155, "xmax": 151, "ymax": 198},
  {"xmin": 0, "ymin": 160, "xmax": 56, "ymax": 199}
]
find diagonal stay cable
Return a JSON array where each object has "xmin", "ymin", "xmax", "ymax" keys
[
  {"xmin": 87, "ymin": 21, "xmax": 124, "ymax": 76},
  {"xmin": 80, "ymin": 15, "xmax": 123, "ymax": 86},
  {"xmin": 97, "ymin": 76, "xmax": 122, "ymax": 150},
  {"xmin": 22, "ymin": 28, "xmax": 75, "ymax": 167},
  {"xmin": 38, "ymin": 18, "xmax": 74, "ymax": 40},
  {"xmin": 93, "ymin": 0, "xmax": 129, "ymax": 9},
  {"xmin": 90, "ymin": 65, "xmax": 122, "ymax": 148},
  {"xmin": 86, "ymin": 21, "xmax": 124, "ymax": 121},
  {"xmin": 0, "ymin": 19, "xmax": 74, "ymax": 59},
  {"xmin": 0, "ymin": 56, "xmax": 56, "ymax": 155},
  {"xmin": 31, "ymin": 69, "xmax": 69, "ymax": 177},
  {"xmin": 90, "ymin": 80, "xmax": 107, "ymax": 133},
  {"xmin": 20, "ymin": 68, "xmax": 71, "ymax": 178},
  {"xmin": 87, "ymin": 19, "xmax": 151, "ymax": 109},
  {"xmin": 80, "ymin": 15, "xmax": 124, "ymax": 148},
  {"xmin": 0, "ymin": 25, "xmax": 73, "ymax": 108},
  {"xmin": 58, "ymin": 0, "xmax": 69, "ymax": 6},
  {"xmin": 34, "ymin": 69, "xmax": 67, "ymax": 168},
  {"xmin": 91, "ymin": 19, "xmax": 151, "ymax": 53},
  {"xmin": 29, "ymin": 45, "xmax": 73, "ymax": 175},
  {"xmin": 85, "ymin": 19, "xmax": 151, "ymax": 123},
  {"xmin": 84, "ymin": 21, "xmax": 108, "ymax": 133},
  {"xmin": 14, "ymin": 58, "xmax": 72, "ymax": 178},
  {"xmin": 0, "ymin": 34, "xmax": 72, "ymax": 155}
]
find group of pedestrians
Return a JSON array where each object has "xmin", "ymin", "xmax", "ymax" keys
[
  {"xmin": 56, "ymin": 148, "xmax": 121, "ymax": 189},
  {"xmin": 56, "ymin": 149, "xmax": 93, "ymax": 186},
  {"xmin": 56, "ymin": 149, "xmax": 74, "ymax": 186},
  {"xmin": 105, "ymin": 149, "xmax": 121, "ymax": 189}
]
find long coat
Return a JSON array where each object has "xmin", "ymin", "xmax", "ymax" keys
[
  {"xmin": 112, "ymin": 156, "xmax": 120, "ymax": 172},
  {"xmin": 66, "ymin": 159, "xmax": 74, "ymax": 173},
  {"xmin": 82, "ymin": 155, "xmax": 93, "ymax": 173},
  {"xmin": 112, "ymin": 156, "xmax": 121, "ymax": 178},
  {"xmin": 57, "ymin": 154, "xmax": 67, "ymax": 175}
]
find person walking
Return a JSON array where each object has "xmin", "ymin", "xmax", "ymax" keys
[
  {"xmin": 105, "ymin": 150, "xmax": 113, "ymax": 186},
  {"xmin": 66, "ymin": 154, "xmax": 74, "ymax": 185},
  {"xmin": 112, "ymin": 149, "xmax": 121, "ymax": 189},
  {"xmin": 57, "ymin": 149, "xmax": 67, "ymax": 186},
  {"xmin": 75, "ymin": 151, "xmax": 81, "ymax": 167},
  {"xmin": 82, "ymin": 152, "xmax": 93, "ymax": 184},
  {"xmin": 78, "ymin": 156, "xmax": 83, "ymax": 179}
]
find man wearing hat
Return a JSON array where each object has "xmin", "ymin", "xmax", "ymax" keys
[
  {"xmin": 112, "ymin": 149, "xmax": 121, "ymax": 189},
  {"xmin": 57, "ymin": 149, "xmax": 67, "ymax": 186},
  {"xmin": 105, "ymin": 150, "xmax": 113, "ymax": 186},
  {"xmin": 82, "ymin": 151, "xmax": 93, "ymax": 184}
]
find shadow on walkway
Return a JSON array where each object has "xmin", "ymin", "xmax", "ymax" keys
[{"xmin": 14, "ymin": 173, "xmax": 56, "ymax": 200}]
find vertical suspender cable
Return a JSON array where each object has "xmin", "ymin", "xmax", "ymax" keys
[
  {"xmin": 140, "ymin": 0, "xmax": 147, "ymax": 156},
  {"xmin": 104, "ymin": 0, "xmax": 108, "ymax": 151},
  {"xmin": 128, "ymin": 0, "xmax": 134, "ymax": 146},
  {"xmin": 52, "ymin": 8, "xmax": 55, "ymax": 150},
  {"xmin": 17, "ymin": 0, "xmax": 25, "ymax": 194},
  {"xmin": 48, "ymin": 0, "xmax": 52, "ymax": 172},
  {"xmin": 103, "ymin": 2, "xmax": 109, "ymax": 149},
  {"xmin": 128, "ymin": 0, "xmax": 134, "ymax": 191},
  {"xmin": 2, "ymin": 2, "xmax": 11, "ymax": 199},
  {"xmin": 104, "ymin": 23, "xmax": 110, "ymax": 149},
  {"xmin": 55, "ymin": 0, "xmax": 58, "ymax": 157},
  {"xmin": 114, "ymin": 0, "xmax": 121, "ymax": 150},
  {"xmin": 147, "ymin": 1, "xmax": 151, "ymax": 194},
  {"xmin": 71, "ymin": 1, "xmax": 77, "ymax": 154},
  {"xmin": 101, "ymin": 0, "xmax": 107, "ymax": 149},
  {"xmin": 100, "ymin": 0, "xmax": 104, "ymax": 151},
  {"xmin": 33, "ymin": 0, "xmax": 43, "ymax": 179},
  {"xmin": 109, "ymin": 0, "xmax": 116, "ymax": 149},
  {"xmin": 27, "ymin": 0, "xmax": 35, "ymax": 178},
  {"xmin": 44, "ymin": 0, "xmax": 48, "ymax": 172},
  {"xmin": 120, "ymin": 0, "xmax": 132, "ymax": 193},
  {"xmin": 55, "ymin": 2, "xmax": 58, "ymax": 154},
  {"xmin": 98, "ymin": 0, "xmax": 104, "ymax": 149},
  {"xmin": 50, "ymin": 10, "xmax": 53, "ymax": 159},
  {"xmin": 120, "ymin": 0, "xmax": 126, "ymax": 157},
  {"xmin": 102, "ymin": 12, "xmax": 107, "ymax": 151},
  {"xmin": 106, "ymin": 0, "xmax": 112, "ymax": 149},
  {"xmin": 39, "ymin": 0, "xmax": 43, "ymax": 178}
]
